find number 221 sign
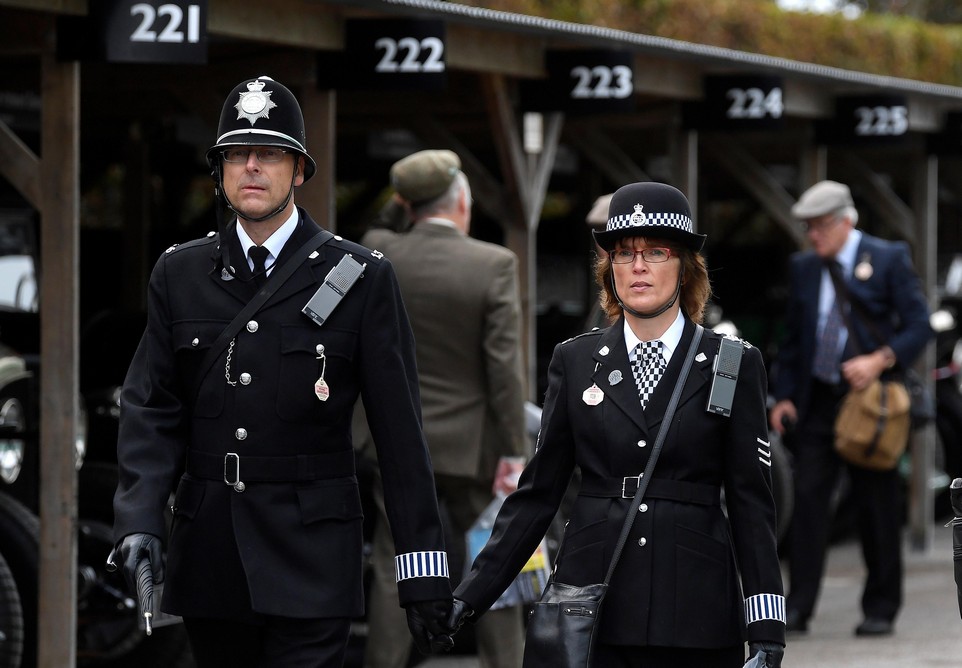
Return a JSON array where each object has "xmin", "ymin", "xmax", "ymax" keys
[{"xmin": 103, "ymin": 0, "xmax": 208, "ymax": 63}]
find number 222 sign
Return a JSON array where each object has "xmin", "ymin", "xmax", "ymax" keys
[{"xmin": 104, "ymin": 0, "xmax": 207, "ymax": 64}]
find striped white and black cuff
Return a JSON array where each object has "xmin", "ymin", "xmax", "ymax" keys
[
  {"xmin": 744, "ymin": 593, "xmax": 786, "ymax": 624},
  {"xmin": 395, "ymin": 551, "xmax": 449, "ymax": 582}
]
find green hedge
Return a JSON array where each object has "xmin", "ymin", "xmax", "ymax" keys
[{"xmin": 463, "ymin": 0, "xmax": 962, "ymax": 86}]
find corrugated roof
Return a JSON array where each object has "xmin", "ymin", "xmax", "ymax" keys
[{"xmin": 341, "ymin": 0, "xmax": 962, "ymax": 101}]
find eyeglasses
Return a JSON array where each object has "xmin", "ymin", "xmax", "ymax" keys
[
  {"xmin": 800, "ymin": 215, "xmax": 843, "ymax": 233},
  {"xmin": 221, "ymin": 148, "xmax": 290, "ymax": 164},
  {"xmin": 609, "ymin": 248, "xmax": 673, "ymax": 264}
]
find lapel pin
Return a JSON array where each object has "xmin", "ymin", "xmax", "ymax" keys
[
  {"xmin": 854, "ymin": 260, "xmax": 873, "ymax": 281},
  {"xmin": 608, "ymin": 370, "xmax": 623, "ymax": 386},
  {"xmin": 309, "ymin": 251, "xmax": 319, "ymax": 259},
  {"xmin": 599, "ymin": 346, "xmax": 610, "ymax": 356},
  {"xmin": 695, "ymin": 352, "xmax": 707, "ymax": 362}
]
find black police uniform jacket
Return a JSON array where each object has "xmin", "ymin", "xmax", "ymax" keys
[
  {"xmin": 113, "ymin": 209, "xmax": 451, "ymax": 620},
  {"xmin": 456, "ymin": 317, "xmax": 786, "ymax": 648}
]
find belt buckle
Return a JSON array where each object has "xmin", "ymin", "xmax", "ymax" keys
[
  {"xmin": 224, "ymin": 452, "xmax": 245, "ymax": 492},
  {"xmin": 622, "ymin": 474, "xmax": 642, "ymax": 498}
]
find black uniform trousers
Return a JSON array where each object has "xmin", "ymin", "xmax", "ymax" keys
[
  {"xmin": 786, "ymin": 379, "xmax": 904, "ymax": 623},
  {"xmin": 184, "ymin": 615, "xmax": 351, "ymax": 668}
]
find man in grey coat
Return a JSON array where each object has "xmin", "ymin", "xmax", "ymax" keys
[{"xmin": 360, "ymin": 150, "xmax": 528, "ymax": 668}]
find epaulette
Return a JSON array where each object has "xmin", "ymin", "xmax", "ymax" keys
[
  {"xmin": 561, "ymin": 327, "xmax": 603, "ymax": 345},
  {"xmin": 332, "ymin": 234, "xmax": 386, "ymax": 265},
  {"xmin": 714, "ymin": 330, "xmax": 754, "ymax": 350},
  {"xmin": 164, "ymin": 232, "xmax": 217, "ymax": 255}
]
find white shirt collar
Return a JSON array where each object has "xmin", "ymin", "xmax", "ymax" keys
[
  {"xmin": 236, "ymin": 209, "xmax": 299, "ymax": 273},
  {"xmin": 421, "ymin": 217, "xmax": 459, "ymax": 232},
  {"xmin": 835, "ymin": 228, "xmax": 862, "ymax": 277},
  {"xmin": 623, "ymin": 310, "xmax": 685, "ymax": 364}
]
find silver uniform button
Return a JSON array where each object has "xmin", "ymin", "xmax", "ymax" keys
[
  {"xmin": 235, "ymin": 428, "xmax": 248, "ymax": 440},
  {"xmin": 637, "ymin": 440, "xmax": 647, "ymax": 448},
  {"xmin": 191, "ymin": 338, "xmax": 199, "ymax": 347},
  {"xmin": 637, "ymin": 537, "xmax": 647, "ymax": 547},
  {"xmin": 239, "ymin": 373, "xmax": 252, "ymax": 385},
  {"xmin": 246, "ymin": 320, "xmax": 259, "ymax": 333},
  {"xmin": 315, "ymin": 344, "xmax": 325, "ymax": 355},
  {"xmin": 639, "ymin": 503, "xmax": 648, "ymax": 513}
]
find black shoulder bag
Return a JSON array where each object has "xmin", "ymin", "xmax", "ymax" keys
[{"xmin": 522, "ymin": 325, "xmax": 705, "ymax": 668}]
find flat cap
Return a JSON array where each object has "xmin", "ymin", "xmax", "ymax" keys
[
  {"xmin": 791, "ymin": 180, "xmax": 854, "ymax": 219},
  {"xmin": 390, "ymin": 149, "xmax": 461, "ymax": 205}
]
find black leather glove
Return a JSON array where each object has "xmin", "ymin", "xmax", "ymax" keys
[
  {"xmin": 405, "ymin": 599, "xmax": 454, "ymax": 655},
  {"xmin": 443, "ymin": 597, "xmax": 474, "ymax": 635},
  {"xmin": 748, "ymin": 641, "xmax": 784, "ymax": 668},
  {"xmin": 105, "ymin": 532, "xmax": 165, "ymax": 595}
]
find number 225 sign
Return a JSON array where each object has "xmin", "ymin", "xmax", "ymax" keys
[{"xmin": 104, "ymin": 0, "xmax": 207, "ymax": 64}]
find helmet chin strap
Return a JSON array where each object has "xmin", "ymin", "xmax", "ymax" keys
[
  {"xmin": 214, "ymin": 163, "xmax": 298, "ymax": 278},
  {"xmin": 610, "ymin": 266, "xmax": 684, "ymax": 320}
]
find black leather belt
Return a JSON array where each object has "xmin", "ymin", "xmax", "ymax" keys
[
  {"xmin": 186, "ymin": 449, "xmax": 356, "ymax": 488},
  {"xmin": 578, "ymin": 476, "xmax": 720, "ymax": 505}
]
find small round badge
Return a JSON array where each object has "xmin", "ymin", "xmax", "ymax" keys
[{"xmin": 854, "ymin": 261, "xmax": 873, "ymax": 281}]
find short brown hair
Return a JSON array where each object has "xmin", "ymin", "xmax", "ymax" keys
[{"xmin": 594, "ymin": 241, "xmax": 711, "ymax": 324}]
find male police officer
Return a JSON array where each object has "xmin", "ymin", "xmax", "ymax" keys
[{"xmin": 109, "ymin": 76, "xmax": 452, "ymax": 666}]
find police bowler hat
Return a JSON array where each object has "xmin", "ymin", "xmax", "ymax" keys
[
  {"xmin": 791, "ymin": 180, "xmax": 854, "ymax": 220},
  {"xmin": 206, "ymin": 76, "xmax": 316, "ymax": 181},
  {"xmin": 391, "ymin": 150, "xmax": 461, "ymax": 205},
  {"xmin": 593, "ymin": 182, "xmax": 706, "ymax": 252}
]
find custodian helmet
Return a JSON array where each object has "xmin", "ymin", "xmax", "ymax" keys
[{"xmin": 206, "ymin": 75, "xmax": 316, "ymax": 181}]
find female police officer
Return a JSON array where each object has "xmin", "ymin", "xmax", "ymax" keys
[{"xmin": 445, "ymin": 182, "xmax": 785, "ymax": 667}]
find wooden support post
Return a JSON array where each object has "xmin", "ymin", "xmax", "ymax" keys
[
  {"xmin": 299, "ymin": 88, "xmax": 337, "ymax": 232},
  {"xmin": 38, "ymin": 28, "xmax": 80, "ymax": 668},
  {"xmin": 908, "ymin": 153, "xmax": 938, "ymax": 553}
]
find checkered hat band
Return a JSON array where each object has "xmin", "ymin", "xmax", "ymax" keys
[{"xmin": 607, "ymin": 212, "xmax": 693, "ymax": 233}]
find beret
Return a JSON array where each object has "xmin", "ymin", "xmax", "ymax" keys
[
  {"xmin": 791, "ymin": 180, "xmax": 854, "ymax": 219},
  {"xmin": 390, "ymin": 149, "xmax": 461, "ymax": 205}
]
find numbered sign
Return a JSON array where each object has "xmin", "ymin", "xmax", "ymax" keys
[
  {"xmin": 521, "ymin": 50, "xmax": 635, "ymax": 114},
  {"xmin": 102, "ymin": 0, "xmax": 207, "ymax": 63},
  {"xmin": 818, "ymin": 95, "xmax": 909, "ymax": 145},
  {"xmin": 692, "ymin": 75, "xmax": 785, "ymax": 130},
  {"xmin": 318, "ymin": 19, "xmax": 447, "ymax": 91}
]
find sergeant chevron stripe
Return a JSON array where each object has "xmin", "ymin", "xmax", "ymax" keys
[
  {"xmin": 744, "ymin": 593, "xmax": 786, "ymax": 624},
  {"xmin": 756, "ymin": 437, "xmax": 772, "ymax": 467},
  {"xmin": 395, "ymin": 551, "xmax": 449, "ymax": 582}
]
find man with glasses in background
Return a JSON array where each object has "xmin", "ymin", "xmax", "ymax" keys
[
  {"xmin": 109, "ymin": 76, "xmax": 452, "ymax": 667},
  {"xmin": 769, "ymin": 180, "xmax": 932, "ymax": 639}
]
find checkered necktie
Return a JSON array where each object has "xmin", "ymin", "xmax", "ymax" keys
[{"xmin": 632, "ymin": 341, "xmax": 666, "ymax": 409}]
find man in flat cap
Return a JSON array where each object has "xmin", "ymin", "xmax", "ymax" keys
[
  {"xmin": 358, "ymin": 149, "xmax": 528, "ymax": 668},
  {"xmin": 769, "ymin": 180, "xmax": 932, "ymax": 638}
]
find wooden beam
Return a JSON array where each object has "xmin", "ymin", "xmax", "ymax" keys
[
  {"xmin": 38, "ymin": 25, "xmax": 79, "ymax": 668},
  {"xmin": 482, "ymin": 73, "xmax": 529, "ymax": 224},
  {"xmin": 208, "ymin": 0, "xmax": 342, "ymax": 49},
  {"xmin": 702, "ymin": 135, "xmax": 807, "ymax": 248},
  {"xmin": 834, "ymin": 151, "xmax": 916, "ymax": 243},
  {"xmin": 0, "ymin": 118, "xmax": 41, "ymax": 208},
  {"xmin": 566, "ymin": 125, "xmax": 652, "ymax": 189}
]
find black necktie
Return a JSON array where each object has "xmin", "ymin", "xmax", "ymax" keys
[{"xmin": 249, "ymin": 246, "xmax": 270, "ymax": 287}]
